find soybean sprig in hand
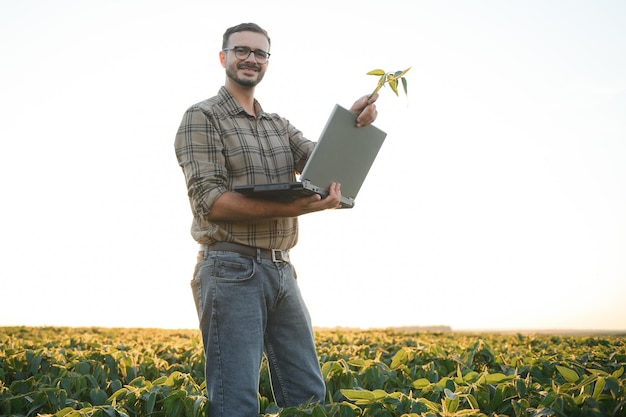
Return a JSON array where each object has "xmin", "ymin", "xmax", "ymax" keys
[{"xmin": 367, "ymin": 67, "xmax": 411, "ymax": 99}]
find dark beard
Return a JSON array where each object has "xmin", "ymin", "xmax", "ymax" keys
[{"xmin": 226, "ymin": 64, "xmax": 264, "ymax": 87}]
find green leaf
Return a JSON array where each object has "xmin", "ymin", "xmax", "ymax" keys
[
  {"xmin": 193, "ymin": 396, "xmax": 206, "ymax": 417},
  {"xmin": 348, "ymin": 359, "xmax": 366, "ymax": 367},
  {"xmin": 311, "ymin": 404, "xmax": 327, "ymax": 417},
  {"xmin": 165, "ymin": 371, "xmax": 182, "ymax": 386},
  {"xmin": 371, "ymin": 389, "xmax": 388, "ymax": 400},
  {"xmin": 401, "ymin": 77, "xmax": 408, "ymax": 95},
  {"xmin": 444, "ymin": 388, "xmax": 458, "ymax": 399},
  {"xmin": 56, "ymin": 407, "xmax": 77, "ymax": 417},
  {"xmin": 108, "ymin": 387, "xmax": 128, "ymax": 404},
  {"xmin": 556, "ymin": 365, "xmax": 579, "ymax": 383},
  {"xmin": 146, "ymin": 391, "xmax": 156, "ymax": 414},
  {"xmin": 399, "ymin": 66, "xmax": 412, "ymax": 76},
  {"xmin": 604, "ymin": 376, "xmax": 620, "ymax": 397},
  {"xmin": 411, "ymin": 378, "xmax": 431, "ymax": 388},
  {"xmin": 390, "ymin": 348, "xmax": 407, "ymax": 369},
  {"xmin": 492, "ymin": 383, "xmax": 506, "ymax": 408},
  {"xmin": 463, "ymin": 371, "xmax": 480, "ymax": 383},
  {"xmin": 341, "ymin": 388, "xmax": 374, "ymax": 403},
  {"xmin": 367, "ymin": 69, "xmax": 386, "ymax": 76},
  {"xmin": 484, "ymin": 372, "xmax": 514, "ymax": 384},
  {"xmin": 90, "ymin": 388, "xmax": 108, "ymax": 406},
  {"xmin": 444, "ymin": 389, "xmax": 460, "ymax": 413},
  {"xmin": 389, "ymin": 78, "xmax": 399, "ymax": 96},
  {"xmin": 592, "ymin": 376, "xmax": 605, "ymax": 400},
  {"xmin": 512, "ymin": 399, "xmax": 529, "ymax": 416},
  {"xmin": 515, "ymin": 378, "xmax": 527, "ymax": 397},
  {"xmin": 465, "ymin": 393, "xmax": 480, "ymax": 409},
  {"xmin": 340, "ymin": 388, "xmax": 388, "ymax": 405}
]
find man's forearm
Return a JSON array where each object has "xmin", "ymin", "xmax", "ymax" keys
[{"xmin": 207, "ymin": 191, "xmax": 297, "ymax": 222}]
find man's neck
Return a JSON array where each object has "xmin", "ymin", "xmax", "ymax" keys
[{"xmin": 225, "ymin": 82, "xmax": 256, "ymax": 116}]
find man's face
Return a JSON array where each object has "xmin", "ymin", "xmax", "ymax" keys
[{"xmin": 221, "ymin": 31, "xmax": 270, "ymax": 88}]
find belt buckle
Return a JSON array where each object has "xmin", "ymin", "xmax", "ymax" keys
[{"xmin": 271, "ymin": 249, "xmax": 289, "ymax": 263}]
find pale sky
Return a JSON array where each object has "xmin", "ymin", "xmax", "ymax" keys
[{"xmin": 1, "ymin": 0, "xmax": 625, "ymax": 332}]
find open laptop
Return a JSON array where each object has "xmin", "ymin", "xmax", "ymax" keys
[{"xmin": 234, "ymin": 104, "xmax": 387, "ymax": 208}]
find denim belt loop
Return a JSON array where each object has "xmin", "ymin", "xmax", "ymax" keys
[{"xmin": 256, "ymin": 248, "xmax": 262, "ymax": 262}]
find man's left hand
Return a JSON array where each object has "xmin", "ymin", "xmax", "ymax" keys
[{"xmin": 350, "ymin": 93, "xmax": 379, "ymax": 127}]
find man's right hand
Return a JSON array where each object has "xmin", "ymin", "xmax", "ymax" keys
[{"xmin": 292, "ymin": 182, "xmax": 343, "ymax": 214}]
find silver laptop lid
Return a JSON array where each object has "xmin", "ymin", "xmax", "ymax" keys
[{"xmin": 300, "ymin": 104, "xmax": 387, "ymax": 202}]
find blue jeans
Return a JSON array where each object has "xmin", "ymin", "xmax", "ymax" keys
[{"xmin": 191, "ymin": 248, "xmax": 326, "ymax": 417}]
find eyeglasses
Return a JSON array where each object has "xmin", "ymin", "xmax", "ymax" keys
[{"xmin": 223, "ymin": 46, "xmax": 271, "ymax": 64}]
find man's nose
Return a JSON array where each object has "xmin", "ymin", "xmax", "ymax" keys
[{"xmin": 245, "ymin": 52, "xmax": 257, "ymax": 63}]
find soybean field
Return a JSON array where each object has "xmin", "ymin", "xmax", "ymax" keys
[{"xmin": 1, "ymin": 326, "xmax": 625, "ymax": 416}]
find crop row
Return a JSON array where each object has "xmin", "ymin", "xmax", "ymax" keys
[{"xmin": 1, "ymin": 327, "xmax": 625, "ymax": 416}]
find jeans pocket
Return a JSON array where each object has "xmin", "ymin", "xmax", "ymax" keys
[{"xmin": 215, "ymin": 255, "xmax": 255, "ymax": 283}]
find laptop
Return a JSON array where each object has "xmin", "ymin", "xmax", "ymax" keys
[{"xmin": 234, "ymin": 104, "xmax": 387, "ymax": 208}]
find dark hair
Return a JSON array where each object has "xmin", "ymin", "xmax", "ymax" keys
[{"xmin": 222, "ymin": 23, "xmax": 271, "ymax": 50}]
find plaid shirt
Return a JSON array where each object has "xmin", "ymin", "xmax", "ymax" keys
[{"xmin": 175, "ymin": 87, "xmax": 314, "ymax": 250}]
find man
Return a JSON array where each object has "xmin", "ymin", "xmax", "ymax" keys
[{"xmin": 174, "ymin": 22, "xmax": 378, "ymax": 417}]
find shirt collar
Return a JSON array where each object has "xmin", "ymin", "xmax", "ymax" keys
[{"xmin": 218, "ymin": 86, "xmax": 268, "ymax": 119}]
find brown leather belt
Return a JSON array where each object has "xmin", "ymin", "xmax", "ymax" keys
[{"xmin": 199, "ymin": 242, "xmax": 290, "ymax": 263}]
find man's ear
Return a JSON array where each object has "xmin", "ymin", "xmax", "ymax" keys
[{"xmin": 219, "ymin": 51, "xmax": 226, "ymax": 68}]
